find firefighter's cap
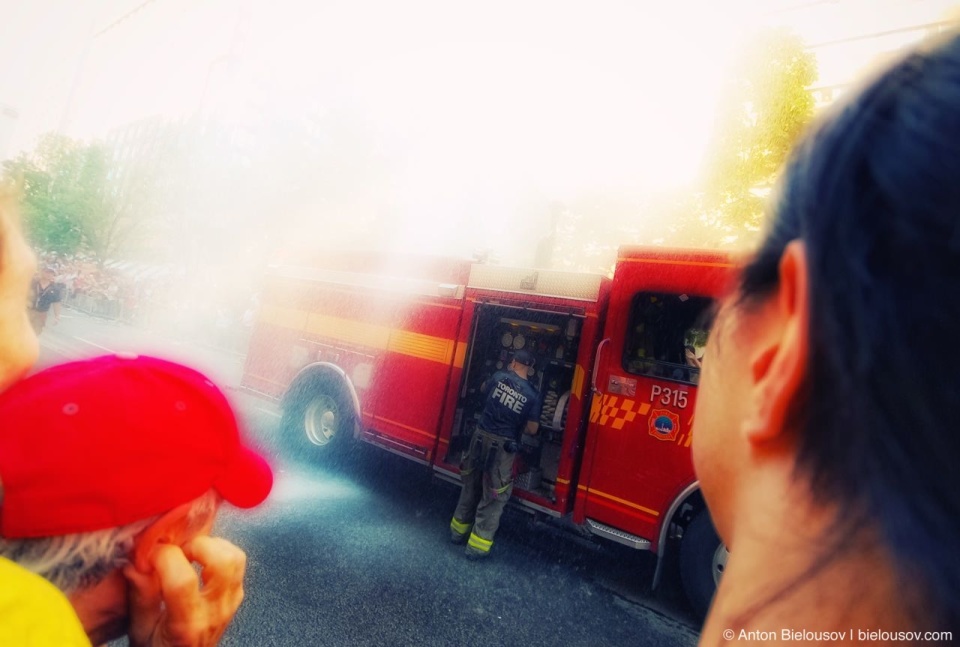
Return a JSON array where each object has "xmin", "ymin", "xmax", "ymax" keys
[
  {"xmin": 513, "ymin": 349, "xmax": 535, "ymax": 367},
  {"xmin": 0, "ymin": 354, "xmax": 273, "ymax": 539}
]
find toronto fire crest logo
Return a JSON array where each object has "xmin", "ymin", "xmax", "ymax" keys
[{"xmin": 648, "ymin": 408, "xmax": 680, "ymax": 442}]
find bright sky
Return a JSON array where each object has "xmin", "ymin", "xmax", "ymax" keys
[{"xmin": 0, "ymin": 0, "xmax": 956, "ymax": 260}]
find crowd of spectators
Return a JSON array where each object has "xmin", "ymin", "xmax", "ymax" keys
[
  {"xmin": 34, "ymin": 251, "xmax": 260, "ymax": 353},
  {"xmin": 37, "ymin": 252, "xmax": 145, "ymax": 323}
]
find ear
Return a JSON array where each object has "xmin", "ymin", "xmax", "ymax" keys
[
  {"xmin": 742, "ymin": 241, "xmax": 810, "ymax": 444},
  {"xmin": 131, "ymin": 499, "xmax": 217, "ymax": 573}
]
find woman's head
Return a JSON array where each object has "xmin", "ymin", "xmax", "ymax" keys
[
  {"xmin": 694, "ymin": 31, "xmax": 960, "ymax": 627},
  {"xmin": 0, "ymin": 192, "xmax": 39, "ymax": 392}
]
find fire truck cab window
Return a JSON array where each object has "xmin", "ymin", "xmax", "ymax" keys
[{"xmin": 623, "ymin": 292, "xmax": 713, "ymax": 385}]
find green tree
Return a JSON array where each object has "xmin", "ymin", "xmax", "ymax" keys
[
  {"xmin": 2, "ymin": 134, "xmax": 85, "ymax": 253},
  {"xmin": 2, "ymin": 133, "xmax": 156, "ymax": 263},
  {"xmin": 697, "ymin": 27, "xmax": 819, "ymax": 241}
]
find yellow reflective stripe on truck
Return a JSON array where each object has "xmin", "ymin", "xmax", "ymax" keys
[
  {"xmin": 305, "ymin": 312, "xmax": 389, "ymax": 348},
  {"xmin": 572, "ymin": 364, "xmax": 585, "ymax": 399},
  {"xmin": 453, "ymin": 341, "xmax": 467, "ymax": 369},
  {"xmin": 388, "ymin": 329, "xmax": 455, "ymax": 364},
  {"xmin": 576, "ymin": 485, "xmax": 661, "ymax": 517},
  {"xmin": 616, "ymin": 257, "xmax": 735, "ymax": 269},
  {"xmin": 260, "ymin": 305, "xmax": 455, "ymax": 365}
]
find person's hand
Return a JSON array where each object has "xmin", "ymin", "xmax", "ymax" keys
[{"xmin": 123, "ymin": 536, "xmax": 247, "ymax": 647}]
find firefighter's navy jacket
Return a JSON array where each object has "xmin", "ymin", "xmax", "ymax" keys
[{"xmin": 478, "ymin": 370, "xmax": 542, "ymax": 441}]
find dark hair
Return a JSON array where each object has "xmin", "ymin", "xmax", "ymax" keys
[{"xmin": 737, "ymin": 32, "xmax": 960, "ymax": 629}]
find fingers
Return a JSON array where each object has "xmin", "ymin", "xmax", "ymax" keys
[
  {"xmin": 124, "ymin": 562, "xmax": 164, "ymax": 646},
  {"xmin": 154, "ymin": 542, "xmax": 202, "ymax": 595},
  {"xmin": 161, "ymin": 538, "xmax": 246, "ymax": 646},
  {"xmin": 125, "ymin": 544, "xmax": 199, "ymax": 647},
  {"xmin": 125, "ymin": 537, "xmax": 249, "ymax": 647},
  {"xmin": 181, "ymin": 536, "xmax": 247, "ymax": 597},
  {"xmin": 152, "ymin": 544, "xmax": 205, "ymax": 637}
]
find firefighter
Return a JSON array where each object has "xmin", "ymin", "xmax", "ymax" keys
[{"xmin": 450, "ymin": 349, "xmax": 542, "ymax": 559}]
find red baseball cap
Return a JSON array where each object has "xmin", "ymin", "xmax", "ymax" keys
[{"xmin": 0, "ymin": 354, "xmax": 273, "ymax": 538}]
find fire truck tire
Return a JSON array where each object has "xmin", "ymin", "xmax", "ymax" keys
[
  {"xmin": 680, "ymin": 509, "xmax": 725, "ymax": 620},
  {"xmin": 281, "ymin": 383, "xmax": 352, "ymax": 462}
]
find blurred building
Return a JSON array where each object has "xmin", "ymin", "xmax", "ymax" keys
[{"xmin": 104, "ymin": 113, "xmax": 258, "ymax": 268}]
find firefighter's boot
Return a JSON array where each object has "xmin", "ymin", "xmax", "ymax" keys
[
  {"xmin": 464, "ymin": 532, "xmax": 492, "ymax": 560},
  {"xmin": 450, "ymin": 517, "xmax": 471, "ymax": 545}
]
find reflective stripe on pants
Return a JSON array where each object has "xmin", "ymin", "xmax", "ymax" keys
[
  {"xmin": 450, "ymin": 517, "xmax": 471, "ymax": 537},
  {"xmin": 467, "ymin": 531, "xmax": 493, "ymax": 553},
  {"xmin": 451, "ymin": 428, "xmax": 516, "ymax": 551}
]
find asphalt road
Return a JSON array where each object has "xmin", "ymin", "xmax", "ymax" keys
[{"xmin": 38, "ymin": 308, "xmax": 701, "ymax": 647}]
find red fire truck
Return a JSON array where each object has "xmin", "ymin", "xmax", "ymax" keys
[{"xmin": 240, "ymin": 245, "xmax": 736, "ymax": 616}]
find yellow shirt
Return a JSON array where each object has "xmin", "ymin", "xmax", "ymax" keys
[{"xmin": 0, "ymin": 557, "xmax": 91, "ymax": 646}]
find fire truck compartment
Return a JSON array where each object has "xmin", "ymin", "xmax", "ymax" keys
[{"xmin": 455, "ymin": 302, "xmax": 583, "ymax": 502}]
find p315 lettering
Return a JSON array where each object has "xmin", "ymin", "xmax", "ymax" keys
[{"xmin": 650, "ymin": 385, "xmax": 688, "ymax": 409}]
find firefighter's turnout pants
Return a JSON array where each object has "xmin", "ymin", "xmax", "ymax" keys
[{"xmin": 450, "ymin": 428, "xmax": 517, "ymax": 556}]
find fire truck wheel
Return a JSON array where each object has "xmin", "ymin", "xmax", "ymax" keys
[
  {"xmin": 303, "ymin": 393, "xmax": 341, "ymax": 447},
  {"xmin": 680, "ymin": 509, "xmax": 726, "ymax": 620},
  {"xmin": 282, "ymin": 386, "xmax": 350, "ymax": 460}
]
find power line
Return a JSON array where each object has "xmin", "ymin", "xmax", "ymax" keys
[
  {"xmin": 93, "ymin": 0, "xmax": 159, "ymax": 39},
  {"xmin": 807, "ymin": 19, "xmax": 956, "ymax": 48},
  {"xmin": 761, "ymin": 0, "xmax": 840, "ymax": 17}
]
